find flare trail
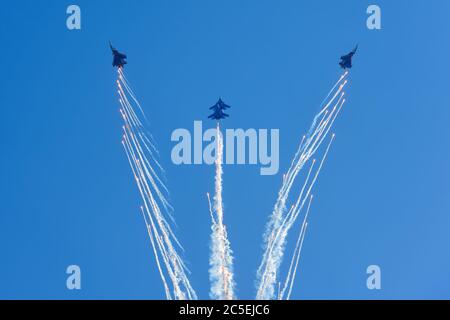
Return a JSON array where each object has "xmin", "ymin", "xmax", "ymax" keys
[
  {"xmin": 116, "ymin": 68, "xmax": 196, "ymax": 300},
  {"xmin": 256, "ymin": 71, "xmax": 348, "ymax": 300}
]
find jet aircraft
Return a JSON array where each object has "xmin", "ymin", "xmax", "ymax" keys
[
  {"xmin": 110, "ymin": 42, "xmax": 127, "ymax": 68},
  {"xmin": 208, "ymin": 98, "xmax": 230, "ymax": 120},
  {"xmin": 339, "ymin": 45, "xmax": 358, "ymax": 69}
]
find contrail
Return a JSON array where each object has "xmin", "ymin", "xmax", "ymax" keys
[
  {"xmin": 115, "ymin": 68, "xmax": 196, "ymax": 300},
  {"xmin": 209, "ymin": 123, "xmax": 235, "ymax": 300},
  {"xmin": 256, "ymin": 72, "xmax": 348, "ymax": 299}
]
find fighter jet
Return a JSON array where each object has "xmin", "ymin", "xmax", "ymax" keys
[
  {"xmin": 110, "ymin": 42, "xmax": 127, "ymax": 68},
  {"xmin": 209, "ymin": 98, "xmax": 231, "ymax": 111},
  {"xmin": 339, "ymin": 45, "xmax": 358, "ymax": 69},
  {"xmin": 208, "ymin": 98, "xmax": 230, "ymax": 120}
]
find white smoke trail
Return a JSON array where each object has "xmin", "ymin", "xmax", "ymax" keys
[
  {"xmin": 307, "ymin": 72, "xmax": 348, "ymax": 137},
  {"xmin": 115, "ymin": 68, "xmax": 196, "ymax": 300},
  {"xmin": 124, "ymin": 106, "xmax": 191, "ymax": 300},
  {"xmin": 257, "ymin": 136, "xmax": 334, "ymax": 300},
  {"xmin": 279, "ymin": 195, "xmax": 313, "ymax": 300},
  {"xmin": 121, "ymin": 109, "xmax": 173, "ymax": 218},
  {"xmin": 286, "ymin": 222, "xmax": 308, "ymax": 300},
  {"xmin": 118, "ymin": 68, "xmax": 148, "ymax": 122},
  {"xmin": 257, "ymin": 160, "xmax": 315, "ymax": 297},
  {"xmin": 261, "ymin": 82, "xmax": 345, "ymax": 255},
  {"xmin": 256, "ymin": 72, "xmax": 348, "ymax": 299},
  {"xmin": 207, "ymin": 193, "xmax": 216, "ymax": 225},
  {"xmin": 122, "ymin": 131, "xmax": 187, "ymax": 300},
  {"xmin": 209, "ymin": 124, "xmax": 235, "ymax": 300},
  {"xmin": 122, "ymin": 142, "xmax": 171, "ymax": 300},
  {"xmin": 257, "ymin": 94, "xmax": 340, "ymax": 289},
  {"xmin": 140, "ymin": 206, "xmax": 172, "ymax": 300},
  {"xmin": 118, "ymin": 82, "xmax": 160, "ymax": 164}
]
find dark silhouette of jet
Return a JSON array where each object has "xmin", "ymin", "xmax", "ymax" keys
[
  {"xmin": 339, "ymin": 45, "xmax": 357, "ymax": 69},
  {"xmin": 209, "ymin": 98, "xmax": 231, "ymax": 111},
  {"xmin": 110, "ymin": 42, "xmax": 127, "ymax": 68},
  {"xmin": 208, "ymin": 98, "xmax": 230, "ymax": 120}
]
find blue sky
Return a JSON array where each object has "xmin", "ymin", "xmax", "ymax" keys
[{"xmin": 1, "ymin": 0, "xmax": 450, "ymax": 299}]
